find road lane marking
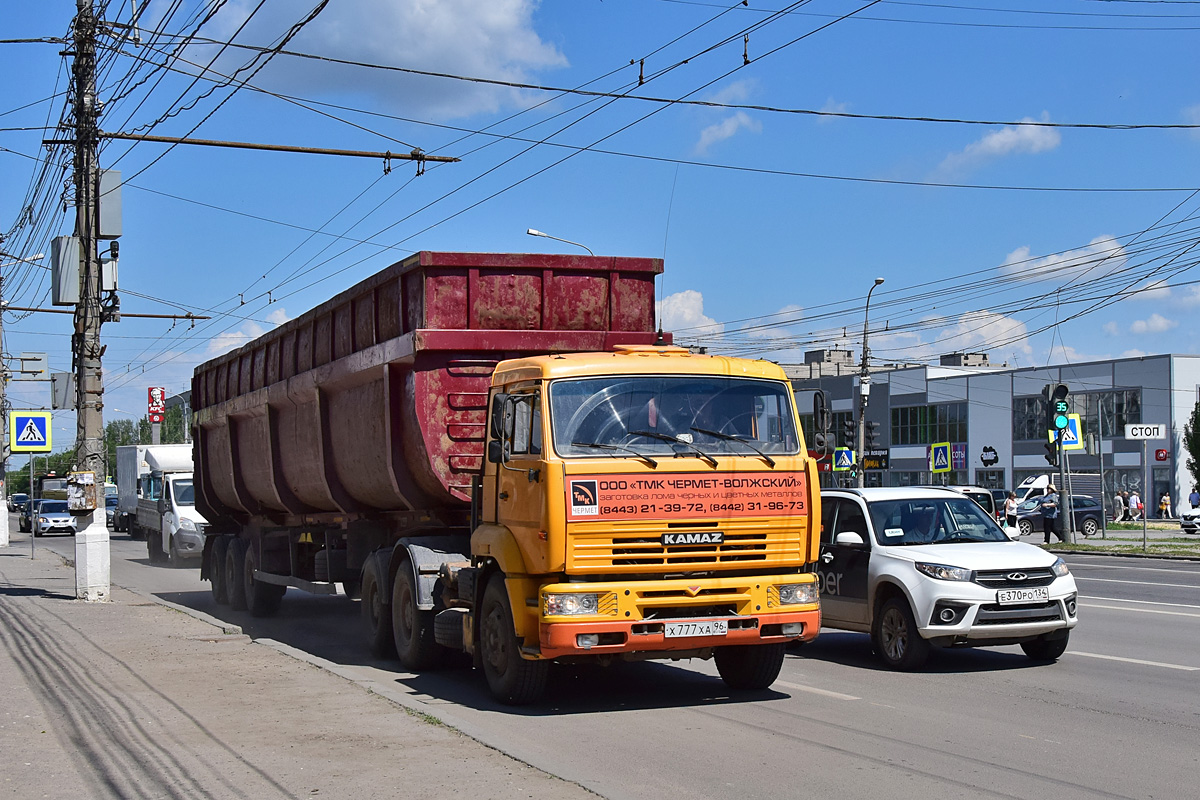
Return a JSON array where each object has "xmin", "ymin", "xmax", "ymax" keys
[
  {"xmin": 1067, "ymin": 560, "xmax": 1200, "ymax": 575},
  {"xmin": 1074, "ymin": 576, "xmax": 1200, "ymax": 589},
  {"xmin": 775, "ymin": 680, "xmax": 859, "ymax": 700},
  {"xmin": 1069, "ymin": 651, "xmax": 1199, "ymax": 671},
  {"xmin": 1080, "ymin": 595, "xmax": 1200, "ymax": 611},
  {"xmin": 1082, "ymin": 602, "xmax": 1200, "ymax": 618}
]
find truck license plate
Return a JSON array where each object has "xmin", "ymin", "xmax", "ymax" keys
[
  {"xmin": 664, "ymin": 620, "xmax": 728, "ymax": 639},
  {"xmin": 996, "ymin": 587, "xmax": 1050, "ymax": 605}
]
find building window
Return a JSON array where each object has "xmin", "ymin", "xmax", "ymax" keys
[
  {"xmin": 891, "ymin": 403, "xmax": 966, "ymax": 445},
  {"xmin": 1013, "ymin": 396, "xmax": 1044, "ymax": 442},
  {"xmin": 1016, "ymin": 389, "xmax": 1140, "ymax": 442},
  {"xmin": 975, "ymin": 469, "xmax": 1005, "ymax": 490},
  {"xmin": 889, "ymin": 469, "xmax": 967, "ymax": 487}
]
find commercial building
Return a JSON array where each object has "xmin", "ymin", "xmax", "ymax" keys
[{"xmin": 788, "ymin": 351, "xmax": 1199, "ymax": 513}]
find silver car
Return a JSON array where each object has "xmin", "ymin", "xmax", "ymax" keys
[{"xmin": 34, "ymin": 499, "xmax": 77, "ymax": 537}]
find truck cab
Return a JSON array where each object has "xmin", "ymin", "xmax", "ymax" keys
[{"xmin": 136, "ymin": 447, "xmax": 207, "ymax": 564}]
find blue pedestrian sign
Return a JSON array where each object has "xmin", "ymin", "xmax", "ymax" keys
[
  {"xmin": 1048, "ymin": 413, "xmax": 1084, "ymax": 452},
  {"xmin": 930, "ymin": 441, "xmax": 951, "ymax": 474},
  {"xmin": 833, "ymin": 447, "xmax": 855, "ymax": 471},
  {"xmin": 9, "ymin": 411, "xmax": 52, "ymax": 453}
]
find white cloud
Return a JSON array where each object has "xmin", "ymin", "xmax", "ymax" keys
[
  {"xmin": 998, "ymin": 235, "xmax": 1125, "ymax": 283},
  {"xmin": 265, "ymin": 307, "xmax": 292, "ymax": 325},
  {"xmin": 870, "ymin": 310, "xmax": 1032, "ymax": 364},
  {"xmin": 818, "ymin": 97, "xmax": 848, "ymax": 123},
  {"xmin": 1102, "ymin": 321, "xmax": 1119, "ymax": 336},
  {"xmin": 192, "ymin": 0, "xmax": 566, "ymax": 120},
  {"xmin": 937, "ymin": 114, "xmax": 1061, "ymax": 176},
  {"xmin": 1121, "ymin": 349, "xmax": 1148, "ymax": 358},
  {"xmin": 1185, "ymin": 104, "xmax": 1200, "ymax": 140},
  {"xmin": 205, "ymin": 307, "xmax": 290, "ymax": 357},
  {"xmin": 705, "ymin": 79, "xmax": 757, "ymax": 106},
  {"xmin": 1131, "ymin": 279, "xmax": 1171, "ymax": 302},
  {"xmin": 1129, "ymin": 313, "xmax": 1177, "ymax": 334},
  {"xmin": 694, "ymin": 111, "xmax": 762, "ymax": 155},
  {"xmin": 657, "ymin": 290, "xmax": 723, "ymax": 336}
]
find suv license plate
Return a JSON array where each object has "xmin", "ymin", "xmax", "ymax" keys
[
  {"xmin": 665, "ymin": 620, "xmax": 729, "ymax": 639},
  {"xmin": 996, "ymin": 587, "xmax": 1050, "ymax": 605}
]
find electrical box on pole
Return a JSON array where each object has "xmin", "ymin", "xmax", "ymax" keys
[{"xmin": 50, "ymin": 235, "xmax": 81, "ymax": 306}]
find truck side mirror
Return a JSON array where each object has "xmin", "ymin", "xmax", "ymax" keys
[
  {"xmin": 490, "ymin": 393, "xmax": 510, "ymax": 439},
  {"xmin": 487, "ymin": 440, "xmax": 505, "ymax": 464},
  {"xmin": 157, "ymin": 497, "xmax": 166, "ymax": 514}
]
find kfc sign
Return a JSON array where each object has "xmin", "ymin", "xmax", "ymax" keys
[{"xmin": 148, "ymin": 387, "xmax": 166, "ymax": 423}]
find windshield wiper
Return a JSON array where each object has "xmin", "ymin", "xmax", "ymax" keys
[
  {"xmin": 628, "ymin": 430, "xmax": 718, "ymax": 468},
  {"xmin": 690, "ymin": 427, "xmax": 775, "ymax": 468},
  {"xmin": 571, "ymin": 441, "xmax": 658, "ymax": 468}
]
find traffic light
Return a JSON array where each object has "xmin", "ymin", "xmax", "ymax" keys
[
  {"xmin": 1044, "ymin": 383, "xmax": 1070, "ymax": 434},
  {"xmin": 842, "ymin": 417, "xmax": 856, "ymax": 445},
  {"xmin": 1044, "ymin": 432, "xmax": 1059, "ymax": 467},
  {"xmin": 812, "ymin": 391, "xmax": 832, "ymax": 456},
  {"xmin": 865, "ymin": 421, "xmax": 881, "ymax": 449}
]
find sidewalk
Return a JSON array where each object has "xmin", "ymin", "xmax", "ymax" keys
[{"xmin": 0, "ymin": 547, "xmax": 597, "ymax": 800}]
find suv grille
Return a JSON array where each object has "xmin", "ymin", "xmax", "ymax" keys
[
  {"xmin": 974, "ymin": 567, "xmax": 1056, "ymax": 589},
  {"xmin": 975, "ymin": 601, "xmax": 1063, "ymax": 625}
]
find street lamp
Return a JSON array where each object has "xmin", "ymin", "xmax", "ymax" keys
[
  {"xmin": 526, "ymin": 228, "xmax": 595, "ymax": 256},
  {"xmin": 856, "ymin": 277, "xmax": 885, "ymax": 488}
]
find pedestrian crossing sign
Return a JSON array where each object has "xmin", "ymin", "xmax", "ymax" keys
[
  {"xmin": 1048, "ymin": 413, "xmax": 1084, "ymax": 452},
  {"xmin": 930, "ymin": 441, "xmax": 951, "ymax": 474},
  {"xmin": 833, "ymin": 447, "xmax": 855, "ymax": 471},
  {"xmin": 9, "ymin": 411, "xmax": 52, "ymax": 453}
]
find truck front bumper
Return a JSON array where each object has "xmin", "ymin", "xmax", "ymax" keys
[{"xmin": 536, "ymin": 572, "xmax": 820, "ymax": 659}]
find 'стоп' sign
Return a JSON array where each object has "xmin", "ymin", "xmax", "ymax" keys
[{"xmin": 1125, "ymin": 423, "xmax": 1166, "ymax": 440}]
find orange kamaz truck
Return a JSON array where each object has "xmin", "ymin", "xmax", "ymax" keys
[{"xmin": 193, "ymin": 252, "xmax": 821, "ymax": 704}]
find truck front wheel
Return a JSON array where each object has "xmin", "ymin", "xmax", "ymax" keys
[
  {"xmin": 479, "ymin": 574, "xmax": 548, "ymax": 705},
  {"xmin": 361, "ymin": 555, "xmax": 395, "ymax": 658},
  {"xmin": 391, "ymin": 560, "xmax": 444, "ymax": 670},
  {"xmin": 715, "ymin": 643, "xmax": 787, "ymax": 691},
  {"xmin": 872, "ymin": 596, "xmax": 929, "ymax": 670}
]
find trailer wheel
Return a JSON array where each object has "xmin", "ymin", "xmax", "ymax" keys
[
  {"xmin": 211, "ymin": 535, "xmax": 230, "ymax": 605},
  {"xmin": 225, "ymin": 537, "xmax": 248, "ymax": 611},
  {"xmin": 243, "ymin": 543, "xmax": 284, "ymax": 617},
  {"xmin": 361, "ymin": 555, "xmax": 395, "ymax": 658},
  {"xmin": 479, "ymin": 573, "xmax": 547, "ymax": 705},
  {"xmin": 391, "ymin": 560, "xmax": 445, "ymax": 671},
  {"xmin": 714, "ymin": 643, "xmax": 787, "ymax": 691}
]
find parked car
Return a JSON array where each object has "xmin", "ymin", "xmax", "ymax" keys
[
  {"xmin": 990, "ymin": 489, "xmax": 1009, "ymax": 520},
  {"xmin": 818, "ymin": 487, "xmax": 1078, "ymax": 669},
  {"xmin": 8, "ymin": 492, "xmax": 28, "ymax": 513},
  {"xmin": 1179, "ymin": 508, "xmax": 1200, "ymax": 534},
  {"xmin": 1014, "ymin": 494, "xmax": 1103, "ymax": 538},
  {"xmin": 920, "ymin": 486, "xmax": 1014, "ymax": 538},
  {"xmin": 33, "ymin": 499, "xmax": 77, "ymax": 537},
  {"xmin": 104, "ymin": 494, "xmax": 120, "ymax": 529},
  {"xmin": 18, "ymin": 499, "xmax": 43, "ymax": 533}
]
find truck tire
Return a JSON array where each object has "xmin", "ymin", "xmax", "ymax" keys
[
  {"xmin": 479, "ymin": 573, "xmax": 548, "ymax": 705},
  {"xmin": 361, "ymin": 555, "xmax": 395, "ymax": 658},
  {"xmin": 391, "ymin": 560, "xmax": 445, "ymax": 671},
  {"xmin": 872, "ymin": 596, "xmax": 929, "ymax": 671},
  {"xmin": 168, "ymin": 533, "xmax": 183, "ymax": 567},
  {"xmin": 1021, "ymin": 631, "xmax": 1069, "ymax": 662},
  {"xmin": 129, "ymin": 521, "xmax": 145, "ymax": 541},
  {"xmin": 211, "ymin": 535, "xmax": 230, "ymax": 605},
  {"xmin": 148, "ymin": 528, "xmax": 166, "ymax": 564},
  {"xmin": 714, "ymin": 643, "xmax": 787, "ymax": 691},
  {"xmin": 225, "ymin": 537, "xmax": 248, "ymax": 611},
  {"xmin": 243, "ymin": 543, "xmax": 284, "ymax": 617}
]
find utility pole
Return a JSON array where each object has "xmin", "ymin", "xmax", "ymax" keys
[
  {"xmin": 856, "ymin": 278, "xmax": 884, "ymax": 488},
  {"xmin": 71, "ymin": 0, "xmax": 109, "ymax": 601}
]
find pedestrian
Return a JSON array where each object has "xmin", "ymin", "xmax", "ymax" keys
[
  {"xmin": 1130, "ymin": 490, "xmax": 1142, "ymax": 521},
  {"xmin": 1159, "ymin": 492, "xmax": 1172, "ymax": 519},
  {"xmin": 1190, "ymin": 486, "xmax": 1200, "ymax": 511},
  {"xmin": 1121, "ymin": 491, "xmax": 1133, "ymax": 522},
  {"xmin": 1004, "ymin": 491, "xmax": 1019, "ymax": 529},
  {"xmin": 1040, "ymin": 486, "xmax": 1065, "ymax": 544},
  {"xmin": 1112, "ymin": 491, "xmax": 1125, "ymax": 523}
]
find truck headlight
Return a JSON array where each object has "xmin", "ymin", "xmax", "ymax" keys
[
  {"xmin": 1051, "ymin": 557, "xmax": 1070, "ymax": 577},
  {"xmin": 544, "ymin": 592, "xmax": 600, "ymax": 616},
  {"xmin": 179, "ymin": 518, "xmax": 196, "ymax": 531},
  {"xmin": 775, "ymin": 582, "xmax": 819, "ymax": 605},
  {"xmin": 915, "ymin": 562, "xmax": 971, "ymax": 581}
]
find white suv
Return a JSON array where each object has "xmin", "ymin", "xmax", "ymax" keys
[{"xmin": 818, "ymin": 487, "xmax": 1078, "ymax": 670}]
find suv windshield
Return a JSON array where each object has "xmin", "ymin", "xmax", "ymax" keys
[
  {"xmin": 867, "ymin": 497, "xmax": 1009, "ymax": 545},
  {"xmin": 550, "ymin": 376, "xmax": 799, "ymax": 457}
]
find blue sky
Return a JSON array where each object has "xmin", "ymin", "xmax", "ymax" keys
[{"xmin": 3, "ymin": 0, "xmax": 1200, "ymax": 446}]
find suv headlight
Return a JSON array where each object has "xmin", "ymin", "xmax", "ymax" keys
[
  {"xmin": 1051, "ymin": 557, "xmax": 1070, "ymax": 577},
  {"xmin": 915, "ymin": 562, "xmax": 972, "ymax": 581},
  {"xmin": 179, "ymin": 518, "xmax": 197, "ymax": 531},
  {"xmin": 544, "ymin": 592, "xmax": 601, "ymax": 616},
  {"xmin": 775, "ymin": 582, "xmax": 819, "ymax": 605}
]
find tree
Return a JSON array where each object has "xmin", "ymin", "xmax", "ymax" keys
[{"xmin": 1185, "ymin": 400, "xmax": 1200, "ymax": 493}]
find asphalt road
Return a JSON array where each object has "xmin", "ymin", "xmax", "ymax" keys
[{"xmin": 17, "ymin": 519, "xmax": 1200, "ymax": 800}]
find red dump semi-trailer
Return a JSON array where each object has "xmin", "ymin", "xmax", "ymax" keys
[{"xmin": 193, "ymin": 251, "xmax": 821, "ymax": 703}]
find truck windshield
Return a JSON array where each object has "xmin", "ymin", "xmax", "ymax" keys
[
  {"xmin": 550, "ymin": 376, "xmax": 800, "ymax": 457},
  {"xmin": 867, "ymin": 497, "xmax": 1009, "ymax": 546},
  {"xmin": 172, "ymin": 480, "xmax": 195, "ymax": 506}
]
